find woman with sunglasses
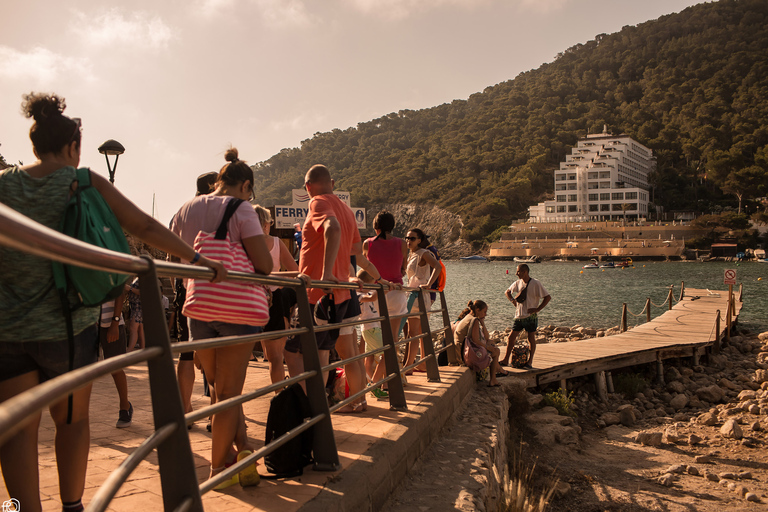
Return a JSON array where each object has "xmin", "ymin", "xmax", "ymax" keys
[
  {"xmin": 402, "ymin": 228, "xmax": 441, "ymax": 373},
  {"xmin": 253, "ymin": 205, "xmax": 299, "ymax": 386},
  {"xmin": 171, "ymin": 148, "xmax": 273, "ymax": 489},
  {"xmin": 0, "ymin": 92, "xmax": 226, "ymax": 512}
]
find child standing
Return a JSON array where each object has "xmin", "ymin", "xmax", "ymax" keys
[{"xmin": 357, "ymin": 269, "xmax": 389, "ymax": 400}]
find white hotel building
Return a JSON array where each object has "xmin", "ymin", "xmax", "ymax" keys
[{"xmin": 528, "ymin": 129, "xmax": 654, "ymax": 223}]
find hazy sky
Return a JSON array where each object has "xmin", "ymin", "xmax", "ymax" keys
[{"xmin": 1, "ymin": 0, "xmax": 703, "ymax": 224}]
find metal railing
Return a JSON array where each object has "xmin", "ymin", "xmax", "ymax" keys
[{"xmin": 0, "ymin": 201, "xmax": 458, "ymax": 511}]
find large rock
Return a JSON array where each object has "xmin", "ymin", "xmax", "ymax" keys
[
  {"xmin": 670, "ymin": 394, "xmax": 689, "ymax": 411},
  {"xmin": 697, "ymin": 385, "xmax": 725, "ymax": 403},
  {"xmin": 720, "ymin": 419, "xmax": 744, "ymax": 439},
  {"xmin": 755, "ymin": 369, "xmax": 768, "ymax": 384},
  {"xmin": 634, "ymin": 431, "xmax": 663, "ymax": 446},
  {"xmin": 697, "ymin": 412, "xmax": 718, "ymax": 426},
  {"xmin": 667, "ymin": 381, "xmax": 686, "ymax": 394},
  {"xmin": 600, "ymin": 412, "xmax": 621, "ymax": 426}
]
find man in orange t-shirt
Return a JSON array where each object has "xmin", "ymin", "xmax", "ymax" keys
[{"xmin": 285, "ymin": 165, "xmax": 384, "ymax": 396}]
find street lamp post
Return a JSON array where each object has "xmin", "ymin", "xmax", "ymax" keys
[{"xmin": 98, "ymin": 139, "xmax": 125, "ymax": 185}]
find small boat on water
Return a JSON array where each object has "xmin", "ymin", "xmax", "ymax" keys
[
  {"xmin": 460, "ymin": 255, "xmax": 488, "ymax": 262},
  {"xmin": 599, "ymin": 261, "xmax": 616, "ymax": 268},
  {"xmin": 582, "ymin": 259, "xmax": 600, "ymax": 269},
  {"xmin": 513, "ymin": 255, "xmax": 541, "ymax": 263}
]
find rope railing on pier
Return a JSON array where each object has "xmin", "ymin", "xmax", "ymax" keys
[{"xmin": 0, "ymin": 201, "xmax": 459, "ymax": 511}]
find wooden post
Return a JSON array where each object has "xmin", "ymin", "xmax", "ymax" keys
[
  {"xmin": 729, "ymin": 283, "xmax": 734, "ymax": 325},
  {"xmin": 725, "ymin": 299, "xmax": 732, "ymax": 346},
  {"xmin": 646, "ymin": 297, "xmax": 651, "ymax": 323},
  {"xmin": 655, "ymin": 354, "xmax": 665, "ymax": 386},
  {"xmin": 560, "ymin": 379, "xmax": 568, "ymax": 396},
  {"xmin": 714, "ymin": 309, "xmax": 721, "ymax": 354},
  {"xmin": 621, "ymin": 303, "xmax": 628, "ymax": 332},
  {"xmin": 594, "ymin": 372, "xmax": 607, "ymax": 402},
  {"xmin": 667, "ymin": 286, "xmax": 674, "ymax": 311},
  {"xmin": 680, "ymin": 280, "xmax": 685, "ymax": 300},
  {"xmin": 606, "ymin": 371, "xmax": 615, "ymax": 393},
  {"xmin": 738, "ymin": 283, "xmax": 743, "ymax": 302},
  {"xmin": 693, "ymin": 347, "xmax": 700, "ymax": 366}
]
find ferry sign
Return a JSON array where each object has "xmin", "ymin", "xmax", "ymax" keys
[{"xmin": 724, "ymin": 269, "xmax": 737, "ymax": 285}]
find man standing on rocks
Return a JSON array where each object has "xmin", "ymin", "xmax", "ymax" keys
[{"xmin": 501, "ymin": 264, "xmax": 551, "ymax": 369}]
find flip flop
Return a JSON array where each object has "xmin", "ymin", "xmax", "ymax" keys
[
  {"xmin": 495, "ymin": 371, "xmax": 509, "ymax": 378},
  {"xmin": 488, "ymin": 383, "xmax": 502, "ymax": 388}
]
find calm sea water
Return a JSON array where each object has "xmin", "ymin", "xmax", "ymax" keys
[{"xmin": 438, "ymin": 261, "xmax": 768, "ymax": 334}]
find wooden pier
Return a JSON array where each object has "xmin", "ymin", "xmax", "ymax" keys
[{"xmin": 509, "ymin": 287, "xmax": 743, "ymax": 389}]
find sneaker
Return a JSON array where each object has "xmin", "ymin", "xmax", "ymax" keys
[
  {"xmin": 237, "ymin": 450, "xmax": 260, "ymax": 487},
  {"xmin": 370, "ymin": 387, "xmax": 389, "ymax": 401},
  {"xmin": 116, "ymin": 402, "xmax": 133, "ymax": 428}
]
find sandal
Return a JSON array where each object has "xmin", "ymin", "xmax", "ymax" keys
[
  {"xmin": 370, "ymin": 387, "xmax": 389, "ymax": 401},
  {"xmin": 236, "ymin": 450, "xmax": 260, "ymax": 487},
  {"xmin": 337, "ymin": 399, "xmax": 368, "ymax": 413}
]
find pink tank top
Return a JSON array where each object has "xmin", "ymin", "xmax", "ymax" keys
[{"xmin": 366, "ymin": 235, "xmax": 404, "ymax": 284}]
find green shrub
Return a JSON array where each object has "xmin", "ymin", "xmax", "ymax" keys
[
  {"xmin": 613, "ymin": 373, "xmax": 648, "ymax": 398},
  {"xmin": 542, "ymin": 389, "xmax": 576, "ymax": 417}
]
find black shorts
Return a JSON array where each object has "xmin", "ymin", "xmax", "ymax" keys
[
  {"xmin": 99, "ymin": 324, "xmax": 127, "ymax": 359},
  {"xmin": 284, "ymin": 296, "xmax": 350, "ymax": 354},
  {"xmin": 264, "ymin": 288, "xmax": 296, "ymax": 332}
]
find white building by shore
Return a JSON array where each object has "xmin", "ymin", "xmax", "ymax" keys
[{"xmin": 528, "ymin": 128, "xmax": 654, "ymax": 223}]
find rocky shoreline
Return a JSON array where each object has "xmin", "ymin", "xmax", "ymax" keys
[{"xmin": 394, "ymin": 326, "xmax": 768, "ymax": 510}]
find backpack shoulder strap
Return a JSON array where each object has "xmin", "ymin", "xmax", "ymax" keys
[
  {"xmin": 215, "ymin": 198, "xmax": 244, "ymax": 240},
  {"xmin": 75, "ymin": 167, "xmax": 92, "ymax": 188}
]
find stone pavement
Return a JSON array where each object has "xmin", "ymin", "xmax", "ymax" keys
[{"xmin": 0, "ymin": 358, "xmax": 473, "ymax": 512}]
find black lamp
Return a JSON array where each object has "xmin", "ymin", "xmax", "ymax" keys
[{"xmin": 98, "ymin": 139, "xmax": 125, "ymax": 184}]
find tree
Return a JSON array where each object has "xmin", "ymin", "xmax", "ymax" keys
[{"xmin": 723, "ymin": 166, "xmax": 768, "ymax": 213}]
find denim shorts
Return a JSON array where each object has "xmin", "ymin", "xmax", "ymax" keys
[
  {"xmin": 512, "ymin": 314, "xmax": 538, "ymax": 333},
  {"xmin": 188, "ymin": 319, "xmax": 262, "ymax": 341},
  {"xmin": 0, "ymin": 324, "xmax": 99, "ymax": 383}
]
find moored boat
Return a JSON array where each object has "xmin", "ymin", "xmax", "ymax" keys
[
  {"xmin": 582, "ymin": 259, "xmax": 600, "ymax": 269},
  {"xmin": 460, "ymin": 255, "xmax": 488, "ymax": 262},
  {"xmin": 513, "ymin": 255, "xmax": 541, "ymax": 263}
]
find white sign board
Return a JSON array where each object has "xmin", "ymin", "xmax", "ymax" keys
[
  {"xmin": 274, "ymin": 205, "xmax": 366, "ymax": 230},
  {"xmin": 724, "ymin": 269, "xmax": 737, "ymax": 285}
]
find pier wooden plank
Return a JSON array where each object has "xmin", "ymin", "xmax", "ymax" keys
[{"xmin": 509, "ymin": 288, "xmax": 739, "ymax": 388}]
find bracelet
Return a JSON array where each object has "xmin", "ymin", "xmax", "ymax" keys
[{"xmin": 190, "ymin": 252, "xmax": 201, "ymax": 264}]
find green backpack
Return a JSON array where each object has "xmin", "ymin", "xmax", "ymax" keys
[{"xmin": 53, "ymin": 167, "xmax": 131, "ymax": 308}]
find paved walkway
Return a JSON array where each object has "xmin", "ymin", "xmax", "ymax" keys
[{"xmin": 0, "ymin": 358, "xmax": 473, "ymax": 512}]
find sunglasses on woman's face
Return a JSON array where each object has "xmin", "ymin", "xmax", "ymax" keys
[{"xmin": 405, "ymin": 236, "xmax": 417, "ymax": 241}]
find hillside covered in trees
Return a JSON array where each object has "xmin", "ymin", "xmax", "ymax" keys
[{"xmin": 252, "ymin": 0, "xmax": 768, "ymax": 243}]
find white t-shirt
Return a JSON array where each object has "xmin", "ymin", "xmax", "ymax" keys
[
  {"xmin": 359, "ymin": 291, "xmax": 380, "ymax": 331},
  {"xmin": 507, "ymin": 278, "xmax": 549, "ymax": 320}
]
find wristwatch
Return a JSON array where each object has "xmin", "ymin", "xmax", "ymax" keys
[{"xmin": 112, "ymin": 316, "xmax": 121, "ymax": 323}]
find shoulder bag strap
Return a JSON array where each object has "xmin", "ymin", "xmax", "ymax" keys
[{"xmin": 215, "ymin": 198, "xmax": 245, "ymax": 240}]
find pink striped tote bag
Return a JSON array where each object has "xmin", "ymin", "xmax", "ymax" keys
[{"xmin": 183, "ymin": 198, "xmax": 269, "ymax": 326}]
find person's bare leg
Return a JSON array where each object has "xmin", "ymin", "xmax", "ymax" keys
[
  {"xmin": 127, "ymin": 320, "xmax": 139, "ymax": 352},
  {"xmin": 201, "ymin": 343, "xmax": 253, "ymax": 474},
  {"xmin": 0, "ymin": 371, "xmax": 43, "ymax": 512},
  {"xmin": 489, "ymin": 346, "xmax": 501, "ymax": 386},
  {"xmin": 501, "ymin": 330, "xmax": 521, "ymax": 365},
  {"xmin": 263, "ymin": 337, "xmax": 287, "ymax": 386},
  {"xmin": 110, "ymin": 369, "xmax": 130, "ymax": 411},
  {"xmin": 527, "ymin": 331, "xmax": 537, "ymax": 366},
  {"xmin": 285, "ymin": 349, "xmax": 329, "ymax": 393},
  {"xmin": 336, "ymin": 333, "xmax": 365, "ymax": 402},
  {"xmin": 49, "ymin": 383, "xmax": 93, "ymax": 504},
  {"xmin": 177, "ymin": 359, "xmax": 195, "ymax": 413},
  {"xmin": 403, "ymin": 317, "xmax": 421, "ymax": 369},
  {"xmin": 137, "ymin": 323, "xmax": 145, "ymax": 350}
]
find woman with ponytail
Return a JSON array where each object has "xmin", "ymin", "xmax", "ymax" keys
[
  {"xmin": 0, "ymin": 92, "xmax": 226, "ymax": 512},
  {"xmin": 454, "ymin": 300, "xmax": 504, "ymax": 386},
  {"xmin": 362, "ymin": 211, "xmax": 406, "ymax": 398}
]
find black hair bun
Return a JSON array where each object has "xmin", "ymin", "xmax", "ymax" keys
[
  {"xmin": 224, "ymin": 147, "xmax": 239, "ymax": 162},
  {"xmin": 22, "ymin": 92, "xmax": 66, "ymax": 122}
]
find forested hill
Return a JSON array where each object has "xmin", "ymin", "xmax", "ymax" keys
[{"xmin": 252, "ymin": 0, "xmax": 768, "ymax": 243}]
